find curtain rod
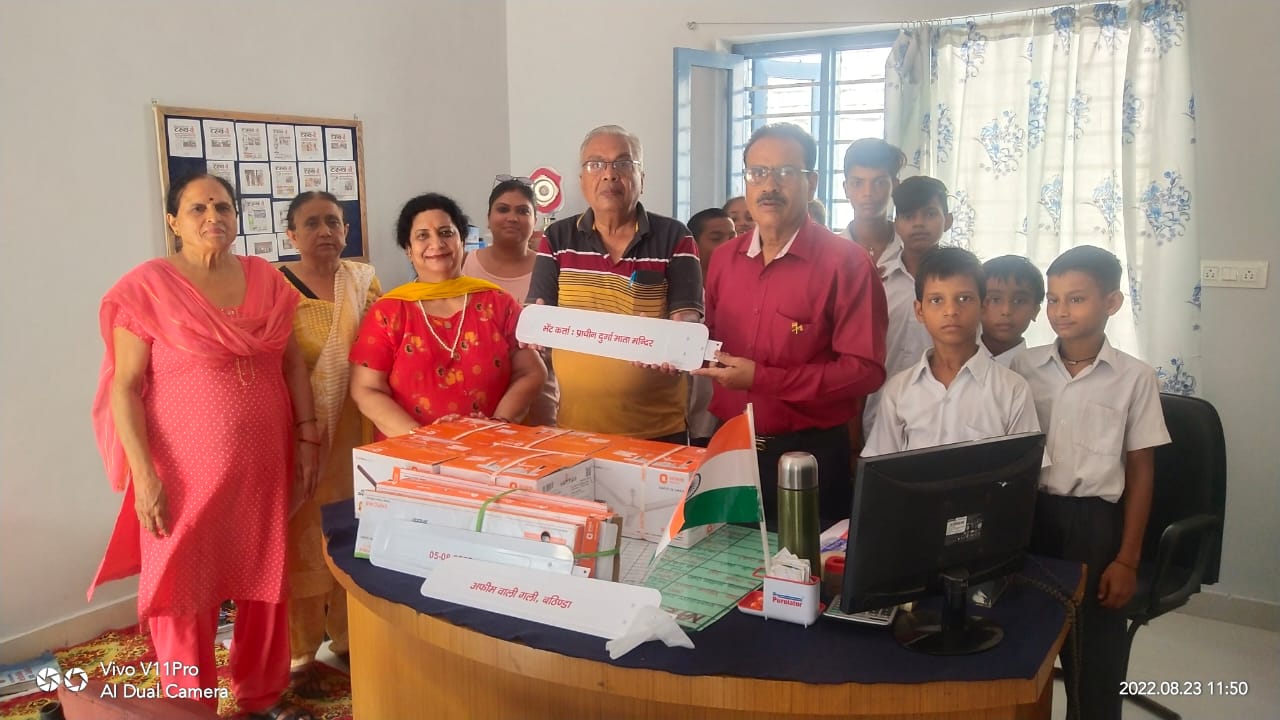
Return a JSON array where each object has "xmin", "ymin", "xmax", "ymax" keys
[{"xmin": 685, "ymin": 0, "xmax": 1121, "ymax": 30}]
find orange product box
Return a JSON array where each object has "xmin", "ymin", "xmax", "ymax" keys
[
  {"xmin": 590, "ymin": 439, "xmax": 718, "ymax": 548},
  {"xmin": 528, "ymin": 429, "xmax": 622, "ymax": 457},
  {"xmin": 410, "ymin": 417, "xmax": 504, "ymax": 441},
  {"xmin": 370, "ymin": 468, "xmax": 620, "ymax": 579},
  {"xmin": 351, "ymin": 434, "xmax": 472, "ymax": 515},
  {"xmin": 356, "ymin": 489, "xmax": 587, "ymax": 571},
  {"xmin": 435, "ymin": 445, "xmax": 595, "ymax": 500},
  {"xmin": 461, "ymin": 423, "xmax": 570, "ymax": 449},
  {"xmin": 640, "ymin": 445, "xmax": 718, "ymax": 547}
]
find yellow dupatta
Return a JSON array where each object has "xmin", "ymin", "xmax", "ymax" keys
[{"xmin": 381, "ymin": 276, "xmax": 502, "ymax": 302}]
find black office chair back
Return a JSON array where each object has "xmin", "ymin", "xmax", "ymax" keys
[{"xmin": 1147, "ymin": 393, "xmax": 1226, "ymax": 585}]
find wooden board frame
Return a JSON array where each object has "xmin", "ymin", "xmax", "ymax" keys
[{"xmin": 153, "ymin": 104, "xmax": 368, "ymax": 261}]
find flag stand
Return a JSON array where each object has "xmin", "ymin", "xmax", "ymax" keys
[{"xmin": 745, "ymin": 404, "xmax": 770, "ymax": 572}]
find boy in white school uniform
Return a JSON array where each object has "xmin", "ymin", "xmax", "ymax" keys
[
  {"xmin": 837, "ymin": 138, "xmax": 905, "ymax": 262},
  {"xmin": 1010, "ymin": 246, "xmax": 1170, "ymax": 720},
  {"xmin": 981, "ymin": 255, "xmax": 1044, "ymax": 367},
  {"xmin": 862, "ymin": 176, "xmax": 951, "ymax": 436},
  {"xmin": 862, "ymin": 247, "xmax": 1040, "ymax": 457}
]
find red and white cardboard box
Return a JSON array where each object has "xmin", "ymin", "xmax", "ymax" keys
[
  {"xmin": 410, "ymin": 417, "xmax": 505, "ymax": 441},
  {"xmin": 527, "ymin": 429, "xmax": 621, "ymax": 457},
  {"xmin": 351, "ymin": 435, "xmax": 472, "ymax": 515},
  {"xmin": 592, "ymin": 439, "xmax": 717, "ymax": 548},
  {"xmin": 435, "ymin": 445, "xmax": 595, "ymax": 500},
  {"xmin": 460, "ymin": 423, "xmax": 571, "ymax": 449},
  {"xmin": 356, "ymin": 469, "xmax": 620, "ymax": 579}
]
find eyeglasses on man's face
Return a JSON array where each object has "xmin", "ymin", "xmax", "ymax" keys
[
  {"xmin": 743, "ymin": 165, "xmax": 815, "ymax": 184},
  {"xmin": 581, "ymin": 159, "xmax": 641, "ymax": 174}
]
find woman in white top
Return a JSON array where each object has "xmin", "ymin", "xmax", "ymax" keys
[{"xmin": 462, "ymin": 179, "xmax": 559, "ymax": 425}]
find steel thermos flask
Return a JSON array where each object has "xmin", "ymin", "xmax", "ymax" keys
[{"xmin": 776, "ymin": 452, "xmax": 821, "ymax": 575}]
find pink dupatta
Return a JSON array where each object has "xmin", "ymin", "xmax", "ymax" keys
[
  {"xmin": 88, "ymin": 256, "xmax": 298, "ymax": 598},
  {"xmin": 92, "ymin": 256, "xmax": 299, "ymax": 492}
]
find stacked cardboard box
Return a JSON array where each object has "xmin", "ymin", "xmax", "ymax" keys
[
  {"xmin": 357, "ymin": 468, "xmax": 620, "ymax": 580},
  {"xmin": 353, "ymin": 422, "xmax": 721, "ymax": 549}
]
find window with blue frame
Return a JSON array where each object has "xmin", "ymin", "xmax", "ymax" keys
[{"xmin": 732, "ymin": 33, "xmax": 897, "ymax": 231}]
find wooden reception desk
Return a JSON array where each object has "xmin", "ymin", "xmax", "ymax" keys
[{"xmin": 326, "ymin": 550, "xmax": 1080, "ymax": 720}]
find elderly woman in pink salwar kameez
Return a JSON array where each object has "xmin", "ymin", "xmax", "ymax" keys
[{"xmin": 90, "ymin": 174, "xmax": 320, "ymax": 720}]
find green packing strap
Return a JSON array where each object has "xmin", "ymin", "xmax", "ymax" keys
[
  {"xmin": 474, "ymin": 488, "xmax": 520, "ymax": 531},
  {"xmin": 574, "ymin": 547, "xmax": 620, "ymax": 559}
]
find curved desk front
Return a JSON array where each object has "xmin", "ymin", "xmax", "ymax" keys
[{"xmin": 322, "ymin": 502, "xmax": 1082, "ymax": 719}]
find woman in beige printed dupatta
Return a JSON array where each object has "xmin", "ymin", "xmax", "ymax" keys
[{"xmin": 278, "ymin": 191, "xmax": 380, "ymax": 696}]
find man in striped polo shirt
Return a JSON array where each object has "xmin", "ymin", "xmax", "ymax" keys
[{"xmin": 527, "ymin": 125, "xmax": 703, "ymax": 442}]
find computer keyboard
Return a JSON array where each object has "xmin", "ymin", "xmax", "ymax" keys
[{"xmin": 822, "ymin": 596, "xmax": 898, "ymax": 626}]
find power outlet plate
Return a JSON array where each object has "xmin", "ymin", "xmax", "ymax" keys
[{"xmin": 1201, "ymin": 260, "xmax": 1268, "ymax": 289}]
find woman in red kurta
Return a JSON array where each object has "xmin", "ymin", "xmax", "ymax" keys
[
  {"xmin": 350, "ymin": 192, "xmax": 545, "ymax": 439},
  {"xmin": 91, "ymin": 174, "xmax": 319, "ymax": 720}
]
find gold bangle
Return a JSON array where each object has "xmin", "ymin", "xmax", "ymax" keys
[
  {"xmin": 1115, "ymin": 559, "xmax": 1138, "ymax": 571},
  {"xmin": 297, "ymin": 438, "xmax": 321, "ymax": 446},
  {"xmin": 295, "ymin": 417, "xmax": 317, "ymax": 426}
]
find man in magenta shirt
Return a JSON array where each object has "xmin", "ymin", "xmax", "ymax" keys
[{"xmin": 695, "ymin": 123, "xmax": 889, "ymax": 528}]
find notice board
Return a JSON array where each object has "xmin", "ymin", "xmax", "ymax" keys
[{"xmin": 154, "ymin": 105, "xmax": 367, "ymax": 261}]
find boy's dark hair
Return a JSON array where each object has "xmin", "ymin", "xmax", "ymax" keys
[
  {"xmin": 893, "ymin": 175, "xmax": 949, "ymax": 215},
  {"xmin": 983, "ymin": 255, "xmax": 1046, "ymax": 303},
  {"xmin": 743, "ymin": 123, "xmax": 818, "ymax": 171},
  {"xmin": 688, "ymin": 207, "xmax": 731, "ymax": 239},
  {"xmin": 842, "ymin": 138, "xmax": 906, "ymax": 177},
  {"xmin": 1047, "ymin": 245, "xmax": 1122, "ymax": 294},
  {"xmin": 914, "ymin": 247, "xmax": 986, "ymax": 302},
  {"xmin": 395, "ymin": 193, "xmax": 470, "ymax": 250}
]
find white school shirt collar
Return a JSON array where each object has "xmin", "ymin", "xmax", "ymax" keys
[
  {"xmin": 876, "ymin": 236, "xmax": 906, "ymax": 276},
  {"xmin": 745, "ymin": 226, "xmax": 801, "ymax": 259},
  {"xmin": 1028, "ymin": 336, "xmax": 1119, "ymax": 377},
  {"xmin": 990, "ymin": 340, "xmax": 1027, "ymax": 368},
  {"xmin": 906, "ymin": 344, "xmax": 995, "ymax": 388}
]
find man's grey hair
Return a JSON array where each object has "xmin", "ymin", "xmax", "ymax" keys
[{"xmin": 579, "ymin": 125, "xmax": 644, "ymax": 164}]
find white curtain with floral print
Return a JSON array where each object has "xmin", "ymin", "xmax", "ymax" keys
[{"xmin": 885, "ymin": 0, "xmax": 1200, "ymax": 395}]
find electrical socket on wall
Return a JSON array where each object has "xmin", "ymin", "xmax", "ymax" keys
[{"xmin": 1201, "ymin": 260, "xmax": 1268, "ymax": 289}]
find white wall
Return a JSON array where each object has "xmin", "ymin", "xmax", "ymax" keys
[
  {"xmin": 1187, "ymin": 1, "xmax": 1280, "ymax": 606},
  {"xmin": 0, "ymin": 0, "xmax": 509, "ymax": 657},
  {"xmin": 508, "ymin": 0, "xmax": 1280, "ymax": 610},
  {"xmin": 2, "ymin": 0, "xmax": 1274, "ymax": 660}
]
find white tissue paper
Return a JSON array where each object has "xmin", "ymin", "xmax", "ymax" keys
[
  {"xmin": 769, "ymin": 547, "xmax": 811, "ymax": 581},
  {"xmin": 604, "ymin": 605, "xmax": 695, "ymax": 659}
]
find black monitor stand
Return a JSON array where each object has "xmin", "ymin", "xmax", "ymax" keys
[{"xmin": 891, "ymin": 568, "xmax": 1004, "ymax": 655}]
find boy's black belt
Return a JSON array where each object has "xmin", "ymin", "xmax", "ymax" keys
[{"xmin": 754, "ymin": 425, "xmax": 847, "ymax": 454}]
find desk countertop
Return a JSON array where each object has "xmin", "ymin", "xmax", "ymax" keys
[{"xmin": 324, "ymin": 500, "xmax": 1081, "ymax": 686}]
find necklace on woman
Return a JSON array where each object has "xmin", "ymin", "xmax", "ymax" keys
[{"xmin": 418, "ymin": 294, "xmax": 468, "ymax": 360}]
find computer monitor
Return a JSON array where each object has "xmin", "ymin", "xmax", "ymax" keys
[{"xmin": 840, "ymin": 432, "xmax": 1045, "ymax": 655}]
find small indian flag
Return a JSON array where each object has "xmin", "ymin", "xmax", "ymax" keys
[{"xmin": 654, "ymin": 406, "xmax": 763, "ymax": 559}]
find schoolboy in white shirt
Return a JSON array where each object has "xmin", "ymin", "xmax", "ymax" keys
[
  {"xmin": 837, "ymin": 138, "xmax": 905, "ymax": 262},
  {"xmin": 862, "ymin": 247, "xmax": 1040, "ymax": 457},
  {"xmin": 862, "ymin": 176, "xmax": 951, "ymax": 435},
  {"xmin": 981, "ymin": 255, "xmax": 1044, "ymax": 368},
  {"xmin": 1010, "ymin": 246, "xmax": 1170, "ymax": 720}
]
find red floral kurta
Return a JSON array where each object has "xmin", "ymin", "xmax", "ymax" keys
[{"xmin": 350, "ymin": 290, "xmax": 520, "ymax": 435}]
